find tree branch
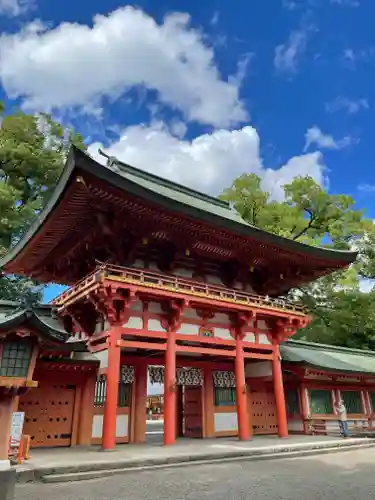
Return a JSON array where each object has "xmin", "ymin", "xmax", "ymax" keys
[{"xmin": 292, "ymin": 208, "xmax": 316, "ymax": 240}]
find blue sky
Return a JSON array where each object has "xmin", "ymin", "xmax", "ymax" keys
[{"xmin": 1, "ymin": 0, "xmax": 374, "ymax": 303}]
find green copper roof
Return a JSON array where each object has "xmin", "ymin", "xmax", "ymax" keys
[
  {"xmin": 0, "ymin": 300, "xmax": 69, "ymax": 344},
  {"xmin": 281, "ymin": 340, "xmax": 375, "ymax": 375},
  {"xmin": 0, "ymin": 147, "xmax": 357, "ymax": 276}
]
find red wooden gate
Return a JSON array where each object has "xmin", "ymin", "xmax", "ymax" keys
[{"xmin": 183, "ymin": 386, "xmax": 203, "ymax": 438}]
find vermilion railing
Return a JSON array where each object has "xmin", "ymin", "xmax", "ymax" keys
[{"xmin": 53, "ymin": 262, "xmax": 307, "ymax": 315}]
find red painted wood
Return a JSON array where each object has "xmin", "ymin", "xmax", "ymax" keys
[{"xmin": 183, "ymin": 386, "xmax": 203, "ymax": 438}]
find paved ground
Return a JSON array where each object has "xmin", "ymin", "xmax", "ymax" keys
[
  {"xmin": 146, "ymin": 420, "xmax": 163, "ymax": 444},
  {"xmin": 15, "ymin": 447, "xmax": 375, "ymax": 499},
  {"xmin": 17, "ymin": 434, "xmax": 359, "ymax": 474}
]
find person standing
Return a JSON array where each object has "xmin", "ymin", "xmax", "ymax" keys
[{"xmin": 335, "ymin": 399, "xmax": 349, "ymax": 438}]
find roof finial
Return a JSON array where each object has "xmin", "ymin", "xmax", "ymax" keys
[{"xmin": 98, "ymin": 148, "xmax": 120, "ymax": 172}]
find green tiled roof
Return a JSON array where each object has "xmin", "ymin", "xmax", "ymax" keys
[
  {"xmin": 0, "ymin": 147, "xmax": 357, "ymax": 275},
  {"xmin": 281, "ymin": 340, "xmax": 375, "ymax": 375},
  {"xmin": 0, "ymin": 300, "xmax": 69, "ymax": 344}
]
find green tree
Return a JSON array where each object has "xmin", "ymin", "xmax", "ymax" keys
[
  {"xmin": 221, "ymin": 174, "xmax": 375, "ymax": 348},
  {"xmin": 0, "ymin": 103, "xmax": 85, "ymax": 304}
]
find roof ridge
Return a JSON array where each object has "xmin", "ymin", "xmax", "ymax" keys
[
  {"xmin": 106, "ymin": 155, "xmax": 231, "ymax": 211},
  {"xmin": 285, "ymin": 339, "xmax": 375, "ymax": 356}
]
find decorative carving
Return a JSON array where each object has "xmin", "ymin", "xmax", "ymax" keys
[{"xmin": 213, "ymin": 371, "xmax": 236, "ymax": 388}]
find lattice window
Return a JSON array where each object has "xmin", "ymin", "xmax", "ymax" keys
[
  {"xmin": 286, "ymin": 388, "xmax": 300, "ymax": 416},
  {"xmin": 214, "ymin": 387, "xmax": 236, "ymax": 406},
  {"xmin": 94, "ymin": 376, "xmax": 132, "ymax": 408},
  {"xmin": 0, "ymin": 341, "xmax": 32, "ymax": 377},
  {"xmin": 341, "ymin": 390, "xmax": 363, "ymax": 414},
  {"xmin": 309, "ymin": 390, "xmax": 333, "ymax": 414},
  {"xmin": 94, "ymin": 375, "xmax": 106, "ymax": 407},
  {"xmin": 118, "ymin": 382, "xmax": 132, "ymax": 408}
]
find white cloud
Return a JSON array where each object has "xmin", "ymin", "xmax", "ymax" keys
[
  {"xmin": 326, "ymin": 96, "xmax": 369, "ymax": 114},
  {"xmin": 0, "ymin": 0, "xmax": 33, "ymax": 16},
  {"xmin": 359, "ymin": 278, "xmax": 375, "ymax": 293},
  {"xmin": 88, "ymin": 122, "xmax": 326, "ymax": 201},
  {"xmin": 357, "ymin": 184, "xmax": 375, "ymax": 193},
  {"xmin": 331, "ymin": 0, "xmax": 360, "ymax": 6},
  {"xmin": 274, "ymin": 26, "xmax": 312, "ymax": 74},
  {"xmin": 304, "ymin": 125, "xmax": 354, "ymax": 151},
  {"xmin": 0, "ymin": 6, "xmax": 247, "ymax": 128}
]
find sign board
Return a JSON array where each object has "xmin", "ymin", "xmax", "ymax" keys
[{"xmin": 10, "ymin": 412, "xmax": 25, "ymax": 448}]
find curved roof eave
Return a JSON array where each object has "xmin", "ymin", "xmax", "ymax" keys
[
  {"xmin": 0, "ymin": 148, "xmax": 77, "ymax": 270},
  {"xmin": 0, "ymin": 308, "xmax": 69, "ymax": 344},
  {"xmin": 0, "ymin": 147, "xmax": 358, "ymax": 271}
]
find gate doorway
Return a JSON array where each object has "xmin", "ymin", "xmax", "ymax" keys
[
  {"xmin": 249, "ymin": 388, "xmax": 278, "ymax": 435},
  {"xmin": 179, "ymin": 385, "xmax": 203, "ymax": 438},
  {"xmin": 19, "ymin": 381, "xmax": 76, "ymax": 447}
]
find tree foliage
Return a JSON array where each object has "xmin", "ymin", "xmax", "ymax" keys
[
  {"xmin": 221, "ymin": 173, "xmax": 375, "ymax": 349},
  {"xmin": 0, "ymin": 103, "xmax": 85, "ymax": 303}
]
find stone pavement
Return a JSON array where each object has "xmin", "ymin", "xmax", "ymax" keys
[
  {"xmin": 15, "ymin": 447, "xmax": 375, "ymax": 500},
  {"xmin": 15, "ymin": 435, "xmax": 375, "ymax": 483}
]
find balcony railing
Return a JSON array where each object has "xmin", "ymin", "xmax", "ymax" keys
[{"xmin": 53, "ymin": 263, "xmax": 308, "ymax": 316}]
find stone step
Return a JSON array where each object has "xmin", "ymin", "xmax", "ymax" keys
[{"xmin": 40, "ymin": 442, "xmax": 375, "ymax": 484}]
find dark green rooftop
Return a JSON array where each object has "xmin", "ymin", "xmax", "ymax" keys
[
  {"xmin": 281, "ymin": 340, "xmax": 375, "ymax": 375},
  {"xmin": 0, "ymin": 147, "xmax": 357, "ymax": 284},
  {"xmin": 0, "ymin": 300, "xmax": 69, "ymax": 344}
]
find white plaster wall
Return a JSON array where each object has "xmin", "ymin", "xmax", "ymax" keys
[
  {"xmin": 214, "ymin": 412, "xmax": 238, "ymax": 432},
  {"xmin": 92, "ymin": 415, "xmax": 129, "ymax": 438},
  {"xmin": 116, "ymin": 415, "xmax": 129, "ymax": 437},
  {"xmin": 148, "ymin": 318, "xmax": 166, "ymax": 331},
  {"xmin": 212, "ymin": 313, "xmax": 229, "ymax": 323},
  {"xmin": 287, "ymin": 419, "xmax": 304, "ymax": 432},
  {"xmin": 184, "ymin": 308, "xmax": 199, "ymax": 319},
  {"xmin": 148, "ymin": 302, "xmax": 163, "ymax": 313},
  {"xmin": 133, "ymin": 259, "xmax": 144, "ymax": 268},
  {"xmin": 258, "ymin": 334, "xmax": 271, "ymax": 345},
  {"xmin": 94, "ymin": 349, "xmax": 109, "ymax": 369},
  {"xmin": 126, "ymin": 316, "xmax": 143, "ymax": 329},
  {"xmin": 245, "ymin": 361, "xmax": 272, "ymax": 378},
  {"xmin": 174, "ymin": 267, "xmax": 193, "ymax": 278},
  {"xmin": 257, "ymin": 320, "xmax": 269, "ymax": 331},
  {"xmin": 244, "ymin": 333, "xmax": 256, "ymax": 343},
  {"xmin": 214, "ymin": 328, "xmax": 232, "ymax": 340},
  {"xmin": 130, "ymin": 300, "xmax": 143, "ymax": 312},
  {"xmin": 92, "ymin": 415, "xmax": 104, "ymax": 438},
  {"xmin": 206, "ymin": 274, "xmax": 223, "ymax": 285},
  {"xmin": 177, "ymin": 323, "xmax": 200, "ymax": 335},
  {"xmin": 148, "ymin": 262, "xmax": 159, "ymax": 271}
]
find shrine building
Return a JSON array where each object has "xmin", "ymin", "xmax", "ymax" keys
[{"xmin": 0, "ymin": 146, "xmax": 358, "ymax": 458}]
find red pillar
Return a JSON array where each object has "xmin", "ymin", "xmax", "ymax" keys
[
  {"xmin": 164, "ymin": 329, "xmax": 176, "ymax": 445},
  {"xmin": 235, "ymin": 335, "xmax": 249, "ymax": 441},
  {"xmin": 272, "ymin": 345, "xmax": 288, "ymax": 438},
  {"xmin": 133, "ymin": 362, "xmax": 148, "ymax": 443},
  {"xmin": 102, "ymin": 329, "xmax": 121, "ymax": 450}
]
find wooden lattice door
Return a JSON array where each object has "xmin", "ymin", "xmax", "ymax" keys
[
  {"xmin": 183, "ymin": 386, "xmax": 203, "ymax": 438},
  {"xmin": 250, "ymin": 389, "xmax": 278, "ymax": 435},
  {"xmin": 19, "ymin": 381, "xmax": 76, "ymax": 447}
]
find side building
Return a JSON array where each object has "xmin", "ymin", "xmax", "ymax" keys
[{"xmin": 0, "ymin": 147, "xmax": 357, "ymax": 452}]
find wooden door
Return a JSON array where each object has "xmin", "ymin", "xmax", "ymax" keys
[
  {"xmin": 183, "ymin": 386, "xmax": 203, "ymax": 438},
  {"xmin": 20, "ymin": 381, "xmax": 76, "ymax": 447},
  {"xmin": 250, "ymin": 389, "xmax": 278, "ymax": 435}
]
